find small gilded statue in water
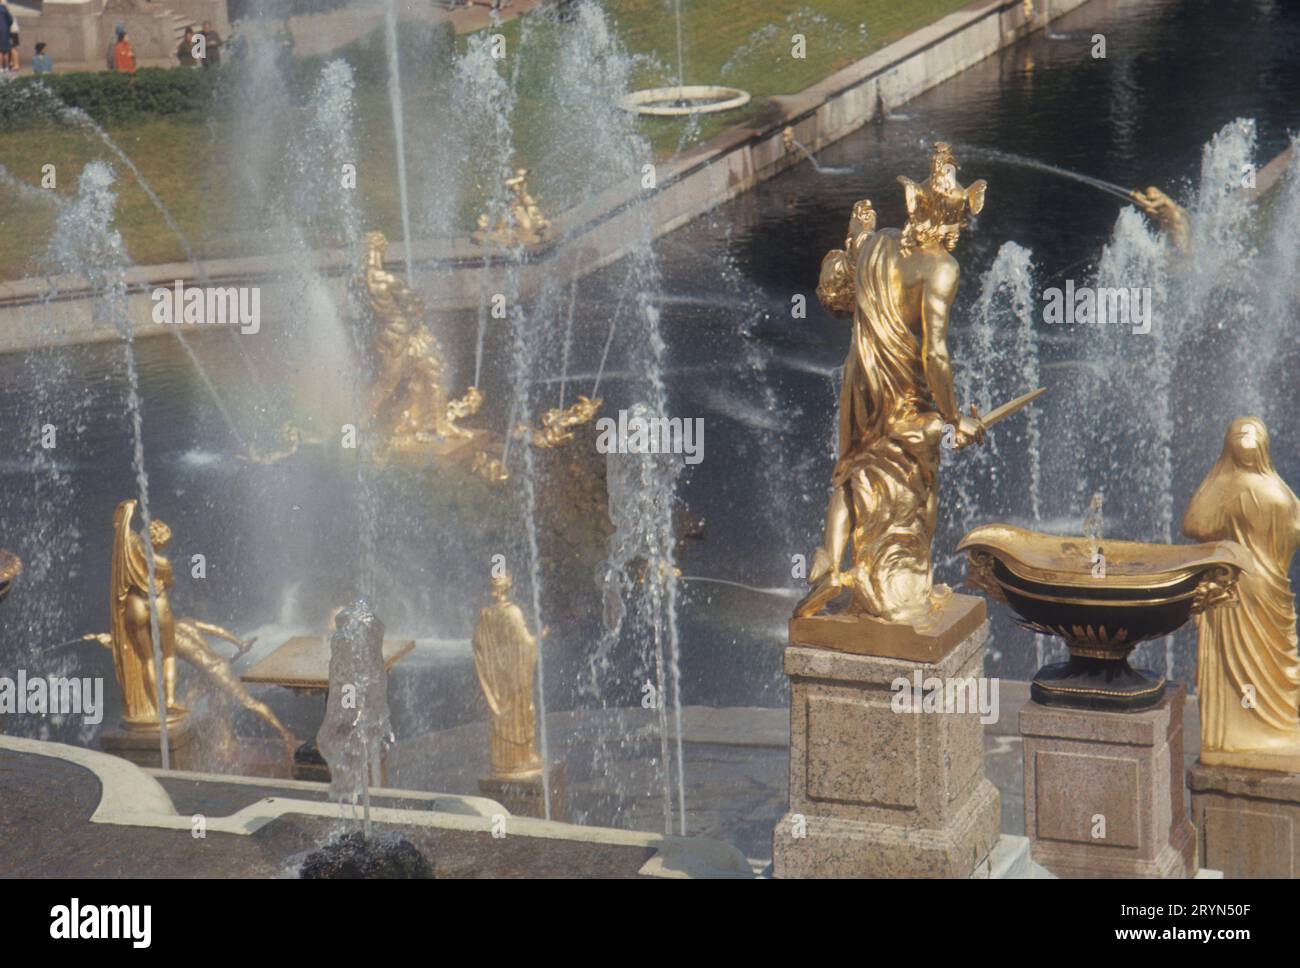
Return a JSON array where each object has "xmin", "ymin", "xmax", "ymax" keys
[
  {"xmin": 513, "ymin": 395, "xmax": 603, "ymax": 449},
  {"xmin": 473, "ymin": 168, "xmax": 553, "ymax": 247},
  {"xmin": 797, "ymin": 144, "xmax": 1039, "ymax": 626},
  {"xmin": 472, "ymin": 571, "xmax": 543, "ymax": 778},
  {"xmin": 1184, "ymin": 417, "xmax": 1300, "ymax": 772}
]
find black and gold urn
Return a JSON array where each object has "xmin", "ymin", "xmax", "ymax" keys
[{"xmin": 957, "ymin": 524, "xmax": 1250, "ymax": 711}]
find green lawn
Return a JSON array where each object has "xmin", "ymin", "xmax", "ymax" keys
[{"xmin": 0, "ymin": 0, "xmax": 971, "ymax": 279}]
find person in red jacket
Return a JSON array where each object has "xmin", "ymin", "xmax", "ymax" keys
[{"xmin": 113, "ymin": 26, "xmax": 135, "ymax": 74}]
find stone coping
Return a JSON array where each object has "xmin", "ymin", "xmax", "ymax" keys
[
  {"xmin": 0, "ymin": 733, "xmax": 753, "ymax": 878},
  {"xmin": 0, "ymin": 0, "xmax": 1089, "ymax": 322}
]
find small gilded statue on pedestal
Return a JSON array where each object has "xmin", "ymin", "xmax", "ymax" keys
[
  {"xmin": 472, "ymin": 572, "xmax": 543, "ymax": 779},
  {"xmin": 1184, "ymin": 417, "xmax": 1300, "ymax": 771}
]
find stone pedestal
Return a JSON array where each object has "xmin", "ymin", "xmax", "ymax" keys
[
  {"xmin": 1189, "ymin": 762, "xmax": 1300, "ymax": 878},
  {"xmin": 772, "ymin": 595, "xmax": 1000, "ymax": 878},
  {"xmin": 100, "ymin": 716, "xmax": 195, "ymax": 770},
  {"xmin": 479, "ymin": 764, "xmax": 567, "ymax": 821},
  {"xmin": 1020, "ymin": 685, "xmax": 1194, "ymax": 878}
]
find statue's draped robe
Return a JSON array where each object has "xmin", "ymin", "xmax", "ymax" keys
[
  {"xmin": 472, "ymin": 600, "xmax": 541, "ymax": 777},
  {"xmin": 1187, "ymin": 471, "xmax": 1300, "ymax": 753},
  {"xmin": 829, "ymin": 228, "xmax": 943, "ymax": 622},
  {"xmin": 109, "ymin": 504, "xmax": 174, "ymax": 726}
]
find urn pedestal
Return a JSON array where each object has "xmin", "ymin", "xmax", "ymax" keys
[
  {"xmin": 772, "ymin": 594, "xmax": 1000, "ymax": 878},
  {"xmin": 1020, "ymin": 686, "xmax": 1195, "ymax": 878}
]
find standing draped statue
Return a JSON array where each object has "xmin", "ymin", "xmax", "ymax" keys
[
  {"xmin": 1184, "ymin": 417, "xmax": 1300, "ymax": 771},
  {"xmin": 472, "ymin": 572, "xmax": 543, "ymax": 778},
  {"xmin": 109, "ymin": 499, "xmax": 187, "ymax": 730}
]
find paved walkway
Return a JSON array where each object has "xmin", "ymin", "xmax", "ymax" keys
[{"xmin": 18, "ymin": 0, "xmax": 544, "ymax": 75}]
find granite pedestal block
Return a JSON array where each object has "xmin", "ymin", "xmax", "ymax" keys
[
  {"xmin": 1189, "ymin": 762, "xmax": 1300, "ymax": 878},
  {"xmin": 1020, "ymin": 685, "xmax": 1194, "ymax": 878},
  {"xmin": 480, "ymin": 764, "xmax": 567, "ymax": 821},
  {"xmin": 100, "ymin": 716, "xmax": 195, "ymax": 770},
  {"xmin": 772, "ymin": 595, "xmax": 1000, "ymax": 878}
]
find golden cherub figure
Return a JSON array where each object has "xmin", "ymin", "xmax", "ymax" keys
[
  {"xmin": 359, "ymin": 231, "xmax": 483, "ymax": 444},
  {"xmin": 513, "ymin": 395, "xmax": 603, "ymax": 448},
  {"xmin": 473, "ymin": 168, "xmax": 553, "ymax": 247},
  {"xmin": 796, "ymin": 144, "xmax": 989, "ymax": 625}
]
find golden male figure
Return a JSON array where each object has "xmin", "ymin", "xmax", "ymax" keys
[
  {"xmin": 1184, "ymin": 417, "xmax": 1300, "ymax": 771},
  {"xmin": 797, "ymin": 144, "xmax": 987, "ymax": 624},
  {"xmin": 472, "ymin": 572, "xmax": 543, "ymax": 778},
  {"xmin": 358, "ymin": 231, "xmax": 481, "ymax": 441},
  {"xmin": 109, "ymin": 500, "xmax": 186, "ymax": 729}
]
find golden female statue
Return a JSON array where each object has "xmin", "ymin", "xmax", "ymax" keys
[
  {"xmin": 109, "ymin": 499, "xmax": 187, "ymax": 730},
  {"xmin": 472, "ymin": 572, "xmax": 543, "ymax": 778},
  {"xmin": 796, "ymin": 144, "xmax": 988, "ymax": 625},
  {"xmin": 1184, "ymin": 417, "xmax": 1300, "ymax": 771}
]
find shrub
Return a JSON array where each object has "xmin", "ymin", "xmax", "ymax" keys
[{"xmin": 0, "ymin": 20, "xmax": 456, "ymax": 128}]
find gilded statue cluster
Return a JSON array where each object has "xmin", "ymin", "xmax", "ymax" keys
[{"xmin": 93, "ymin": 499, "xmax": 295, "ymax": 750}]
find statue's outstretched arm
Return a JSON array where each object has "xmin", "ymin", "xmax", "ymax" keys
[{"xmin": 921, "ymin": 259, "xmax": 961, "ymax": 426}]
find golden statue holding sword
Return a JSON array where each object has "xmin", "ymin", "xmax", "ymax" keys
[{"xmin": 797, "ymin": 144, "xmax": 1044, "ymax": 625}]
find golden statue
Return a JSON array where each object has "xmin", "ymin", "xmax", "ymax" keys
[
  {"xmin": 359, "ymin": 231, "xmax": 483, "ymax": 447},
  {"xmin": 796, "ymin": 144, "xmax": 992, "ymax": 625},
  {"xmin": 1132, "ymin": 186, "xmax": 1191, "ymax": 253},
  {"xmin": 108, "ymin": 500, "xmax": 187, "ymax": 731},
  {"xmin": 1184, "ymin": 417, "xmax": 1300, "ymax": 772},
  {"xmin": 471, "ymin": 450, "xmax": 509, "ymax": 483},
  {"xmin": 472, "ymin": 572, "xmax": 543, "ymax": 778},
  {"xmin": 473, "ymin": 168, "xmax": 553, "ymax": 247},
  {"xmin": 513, "ymin": 395, "xmax": 603, "ymax": 448},
  {"xmin": 0, "ymin": 549, "xmax": 19, "ymax": 602},
  {"xmin": 85, "ymin": 620, "xmax": 296, "ymax": 752}
]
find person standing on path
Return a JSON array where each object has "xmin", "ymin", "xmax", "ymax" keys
[{"xmin": 114, "ymin": 27, "xmax": 136, "ymax": 74}]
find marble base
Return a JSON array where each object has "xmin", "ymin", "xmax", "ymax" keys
[
  {"xmin": 1021, "ymin": 685, "xmax": 1195, "ymax": 878},
  {"xmin": 1189, "ymin": 761, "xmax": 1300, "ymax": 878},
  {"xmin": 772, "ymin": 599, "xmax": 1000, "ymax": 878},
  {"xmin": 479, "ymin": 764, "xmax": 567, "ymax": 821},
  {"xmin": 100, "ymin": 716, "xmax": 195, "ymax": 770}
]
